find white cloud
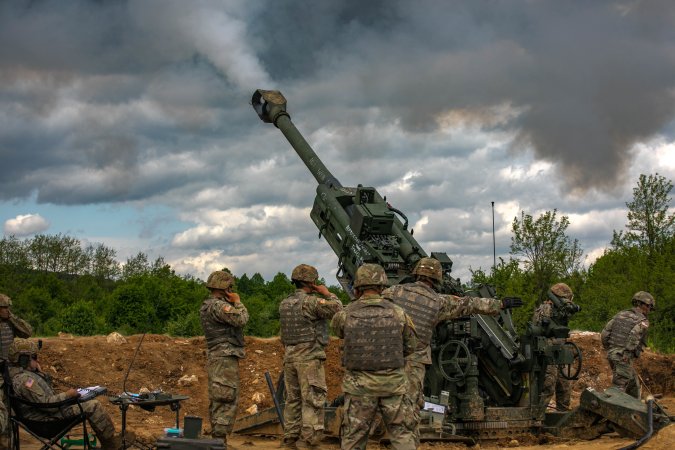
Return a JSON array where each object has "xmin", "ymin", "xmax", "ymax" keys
[{"xmin": 4, "ymin": 214, "xmax": 50, "ymax": 236}]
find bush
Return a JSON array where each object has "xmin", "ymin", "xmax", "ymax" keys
[
  {"xmin": 166, "ymin": 310, "xmax": 202, "ymax": 337},
  {"xmin": 60, "ymin": 300, "xmax": 105, "ymax": 336}
]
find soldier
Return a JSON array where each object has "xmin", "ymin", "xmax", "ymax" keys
[
  {"xmin": 279, "ymin": 264, "xmax": 343, "ymax": 449},
  {"xmin": 200, "ymin": 270, "xmax": 249, "ymax": 448},
  {"xmin": 0, "ymin": 292, "xmax": 32, "ymax": 449},
  {"xmin": 0, "ymin": 293, "xmax": 33, "ymax": 363},
  {"xmin": 331, "ymin": 263, "xmax": 417, "ymax": 450},
  {"xmin": 382, "ymin": 257, "xmax": 519, "ymax": 445},
  {"xmin": 601, "ymin": 291, "xmax": 654, "ymax": 398},
  {"xmin": 8, "ymin": 338, "xmax": 131, "ymax": 450},
  {"xmin": 532, "ymin": 283, "xmax": 578, "ymax": 411}
]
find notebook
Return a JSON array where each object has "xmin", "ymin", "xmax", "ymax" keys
[{"xmin": 77, "ymin": 385, "xmax": 107, "ymax": 401}]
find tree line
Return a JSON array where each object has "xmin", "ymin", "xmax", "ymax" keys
[
  {"xmin": 0, "ymin": 239, "xmax": 347, "ymax": 339},
  {"xmin": 0, "ymin": 173, "xmax": 672, "ymax": 352}
]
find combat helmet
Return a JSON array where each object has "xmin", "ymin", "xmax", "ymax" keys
[
  {"xmin": 0, "ymin": 293, "xmax": 11, "ymax": 307},
  {"xmin": 550, "ymin": 283, "xmax": 573, "ymax": 300},
  {"xmin": 206, "ymin": 271, "xmax": 234, "ymax": 290},
  {"xmin": 353, "ymin": 263, "xmax": 388, "ymax": 288},
  {"xmin": 9, "ymin": 338, "xmax": 38, "ymax": 365},
  {"xmin": 291, "ymin": 264, "xmax": 318, "ymax": 283},
  {"xmin": 412, "ymin": 257, "xmax": 442, "ymax": 282},
  {"xmin": 632, "ymin": 291, "xmax": 655, "ymax": 310}
]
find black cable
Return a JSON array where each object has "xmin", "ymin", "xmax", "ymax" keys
[{"xmin": 122, "ymin": 333, "xmax": 146, "ymax": 395}]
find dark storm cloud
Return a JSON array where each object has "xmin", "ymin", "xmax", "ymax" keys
[
  {"xmin": 0, "ymin": 0, "xmax": 268, "ymax": 204},
  {"xmin": 253, "ymin": 0, "xmax": 675, "ymax": 191}
]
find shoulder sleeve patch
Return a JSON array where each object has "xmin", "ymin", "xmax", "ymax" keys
[{"xmin": 25, "ymin": 377, "xmax": 34, "ymax": 389}]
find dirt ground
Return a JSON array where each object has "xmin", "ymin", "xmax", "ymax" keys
[{"xmin": 22, "ymin": 331, "xmax": 674, "ymax": 449}]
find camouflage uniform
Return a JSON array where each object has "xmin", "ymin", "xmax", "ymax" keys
[
  {"xmin": 383, "ymin": 282, "xmax": 502, "ymax": 446},
  {"xmin": 280, "ymin": 288, "xmax": 342, "ymax": 447},
  {"xmin": 532, "ymin": 302, "xmax": 572, "ymax": 411},
  {"xmin": 9, "ymin": 367, "xmax": 116, "ymax": 441},
  {"xmin": 0, "ymin": 293, "xmax": 31, "ymax": 448},
  {"xmin": 331, "ymin": 286, "xmax": 418, "ymax": 450},
  {"xmin": 0, "ymin": 386, "xmax": 7, "ymax": 448},
  {"xmin": 200, "ymin": 293, "xmax": 249, "ymax": 439},
  {"xmin": 7, "ymin": 338, "xmax": 122, "ymax": 449},
  {"xmin": 0, "ymin": 314, "xmax": 32, "ymax": 362},
  {"xmin": 601, "ymin": 307, "xmax": 649, "ymax": 398}
]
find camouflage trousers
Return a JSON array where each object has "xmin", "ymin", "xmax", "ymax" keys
[
  {"xmin": 0, "ymin": 378, "xmax": 7, "ymax": 431},
  {"xmin": 26, "ymin": 399, "xmax": 116, "ymax": 447},
  {"xmin": 283, "ymin": 358, "xmax": 327, "ymax": 446},
  {"xmin": 404, "ymin": 361, "xmax": 426, "ymax": 447},
  {"xmin": 207, "ymin": 355, "xmax": 240, "ymax": 437},
  {"xmin": 341, "ymin": 393, "xmax": 416, "ymax": 450},
  {"xmin": 608, "ymin": 354, "xmax": 640, "ymax": 398},
  {"xmin": 69, "ymin": 399, "xmax": 117, "ymax": 445},
  {"xmin": 540, "ymin": 364, "xmax": 572, "ymax": 411},
  {"xmin": 0, "ymin": 381, "xmax": 7, "ymax": 450}
]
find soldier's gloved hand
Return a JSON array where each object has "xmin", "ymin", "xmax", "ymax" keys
[{"xmin": 502, "ymin": 297, "xmax": 524, "ymax": 309}]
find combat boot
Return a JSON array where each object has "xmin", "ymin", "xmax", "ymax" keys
[
  {"xmin": 295, "ymin": 440, "xmax": 321, "ymax": 450},
  {"xmin": 280, "ymin": 437, "xmax": 298, "ymax": 448},
  {"xmin": 222, "ymin": 435, "xmax": 234, "ymax": 450},
  {"xmin": 100, "ymin": 431, "xmax": 135, "ymax": 450}
]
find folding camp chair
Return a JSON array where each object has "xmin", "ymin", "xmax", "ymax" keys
[
  {"xmin": 8, "ymin": 392, "xmax": 93, "ymax": 450},
  {"xmin": 2, "ymin": 366, "xmax": 93, "ymax": 450}
]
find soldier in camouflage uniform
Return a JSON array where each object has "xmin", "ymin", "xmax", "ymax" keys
[
  {"xmin": 601, "ymin": 291, "xmax": 654, "ymax": 399},
  {"xmin": 532, "ymin": 283, "xmax": 577, "ymax": 411},
  {"xmin": 279, "ymin": 264, "xmax": 343, "ymax": 449},
  {"xmin": 0, "ymin": 293, "xmax": 32, "ymax": 449},
  {"xmin": 8, "ymin": 338, "xmax": 130, "ymax": 450},
  {"xmin": 200, "ymin": 270, "xmax": 249, "ymax": 448},
  {"xmin": 0, "ymin": 293, "xmax": 32, "ymax": 363},
  {"xmin": 382, "ymin": 257, "xmax": 516, "ymax": 446},
  {"xmin": 331, "ymin": 264, "xmax": 418, "ymax": 450}
]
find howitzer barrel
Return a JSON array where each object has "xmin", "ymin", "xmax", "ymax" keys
[{"xmin": 252, "ymin": 90, "xmax": 342, "ymax": 188}]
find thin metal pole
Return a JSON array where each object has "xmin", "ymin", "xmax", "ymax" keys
[{"xmin": 491, "ymin": 201, "xmax": 496, "ymax": 272}]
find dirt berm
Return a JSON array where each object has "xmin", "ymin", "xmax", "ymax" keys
[{"xmin": 31, "ymin": 331, "xmax": 673, "ymax": 449}]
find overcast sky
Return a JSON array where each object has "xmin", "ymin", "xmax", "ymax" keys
[{"xmin": 1, "ymin": 0, "xmax": 674, "ymax": 285}]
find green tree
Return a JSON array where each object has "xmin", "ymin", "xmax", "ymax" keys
[
  {"xmin": 267, "ymin": 272, "xmax": 295, "ymax": 300},
  {"xmin": 510, "ymin": 209, "xmax": 584, "ymax": 298},
  {"xmin": 237, "ymin": 274, "xmax": 253, "ymax": 296},
  {"xmin": 0, "ymin": 236, "xmax": 30, "ymax": 268},
  {"xmin": 86, "ymin": 243, "xmax": 121, "ymax": 280},
  {"xmin": 122, "ymin": 252, "xmax": 151, "ymax": 279},
  {"xmin": 107, "ymin": 285, "xmax": 157, "ymax": 334},
  {"xmin": 612, "ymin": 173, "xmax": 674, "ymax": 257},
  {"xmin": 12, "ymin": 286, "xmax": 61, "ymax": 335}
]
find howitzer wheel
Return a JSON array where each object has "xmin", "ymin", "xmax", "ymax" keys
[
  {"xmin": 438, "ymin": 340, "xmax": 471, "ymax": 382},
  {"xmin": 559, "ymin": 341, "xmax": 582, "ymax": 380}
]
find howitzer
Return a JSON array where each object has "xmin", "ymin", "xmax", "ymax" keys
[
  {"xmin": 238, "ymin": 90, "xmax": 673, "ymax": 443},
  {"xmin": 253, "ymin": 89, "xmax": 428, "ymax": 294}
]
